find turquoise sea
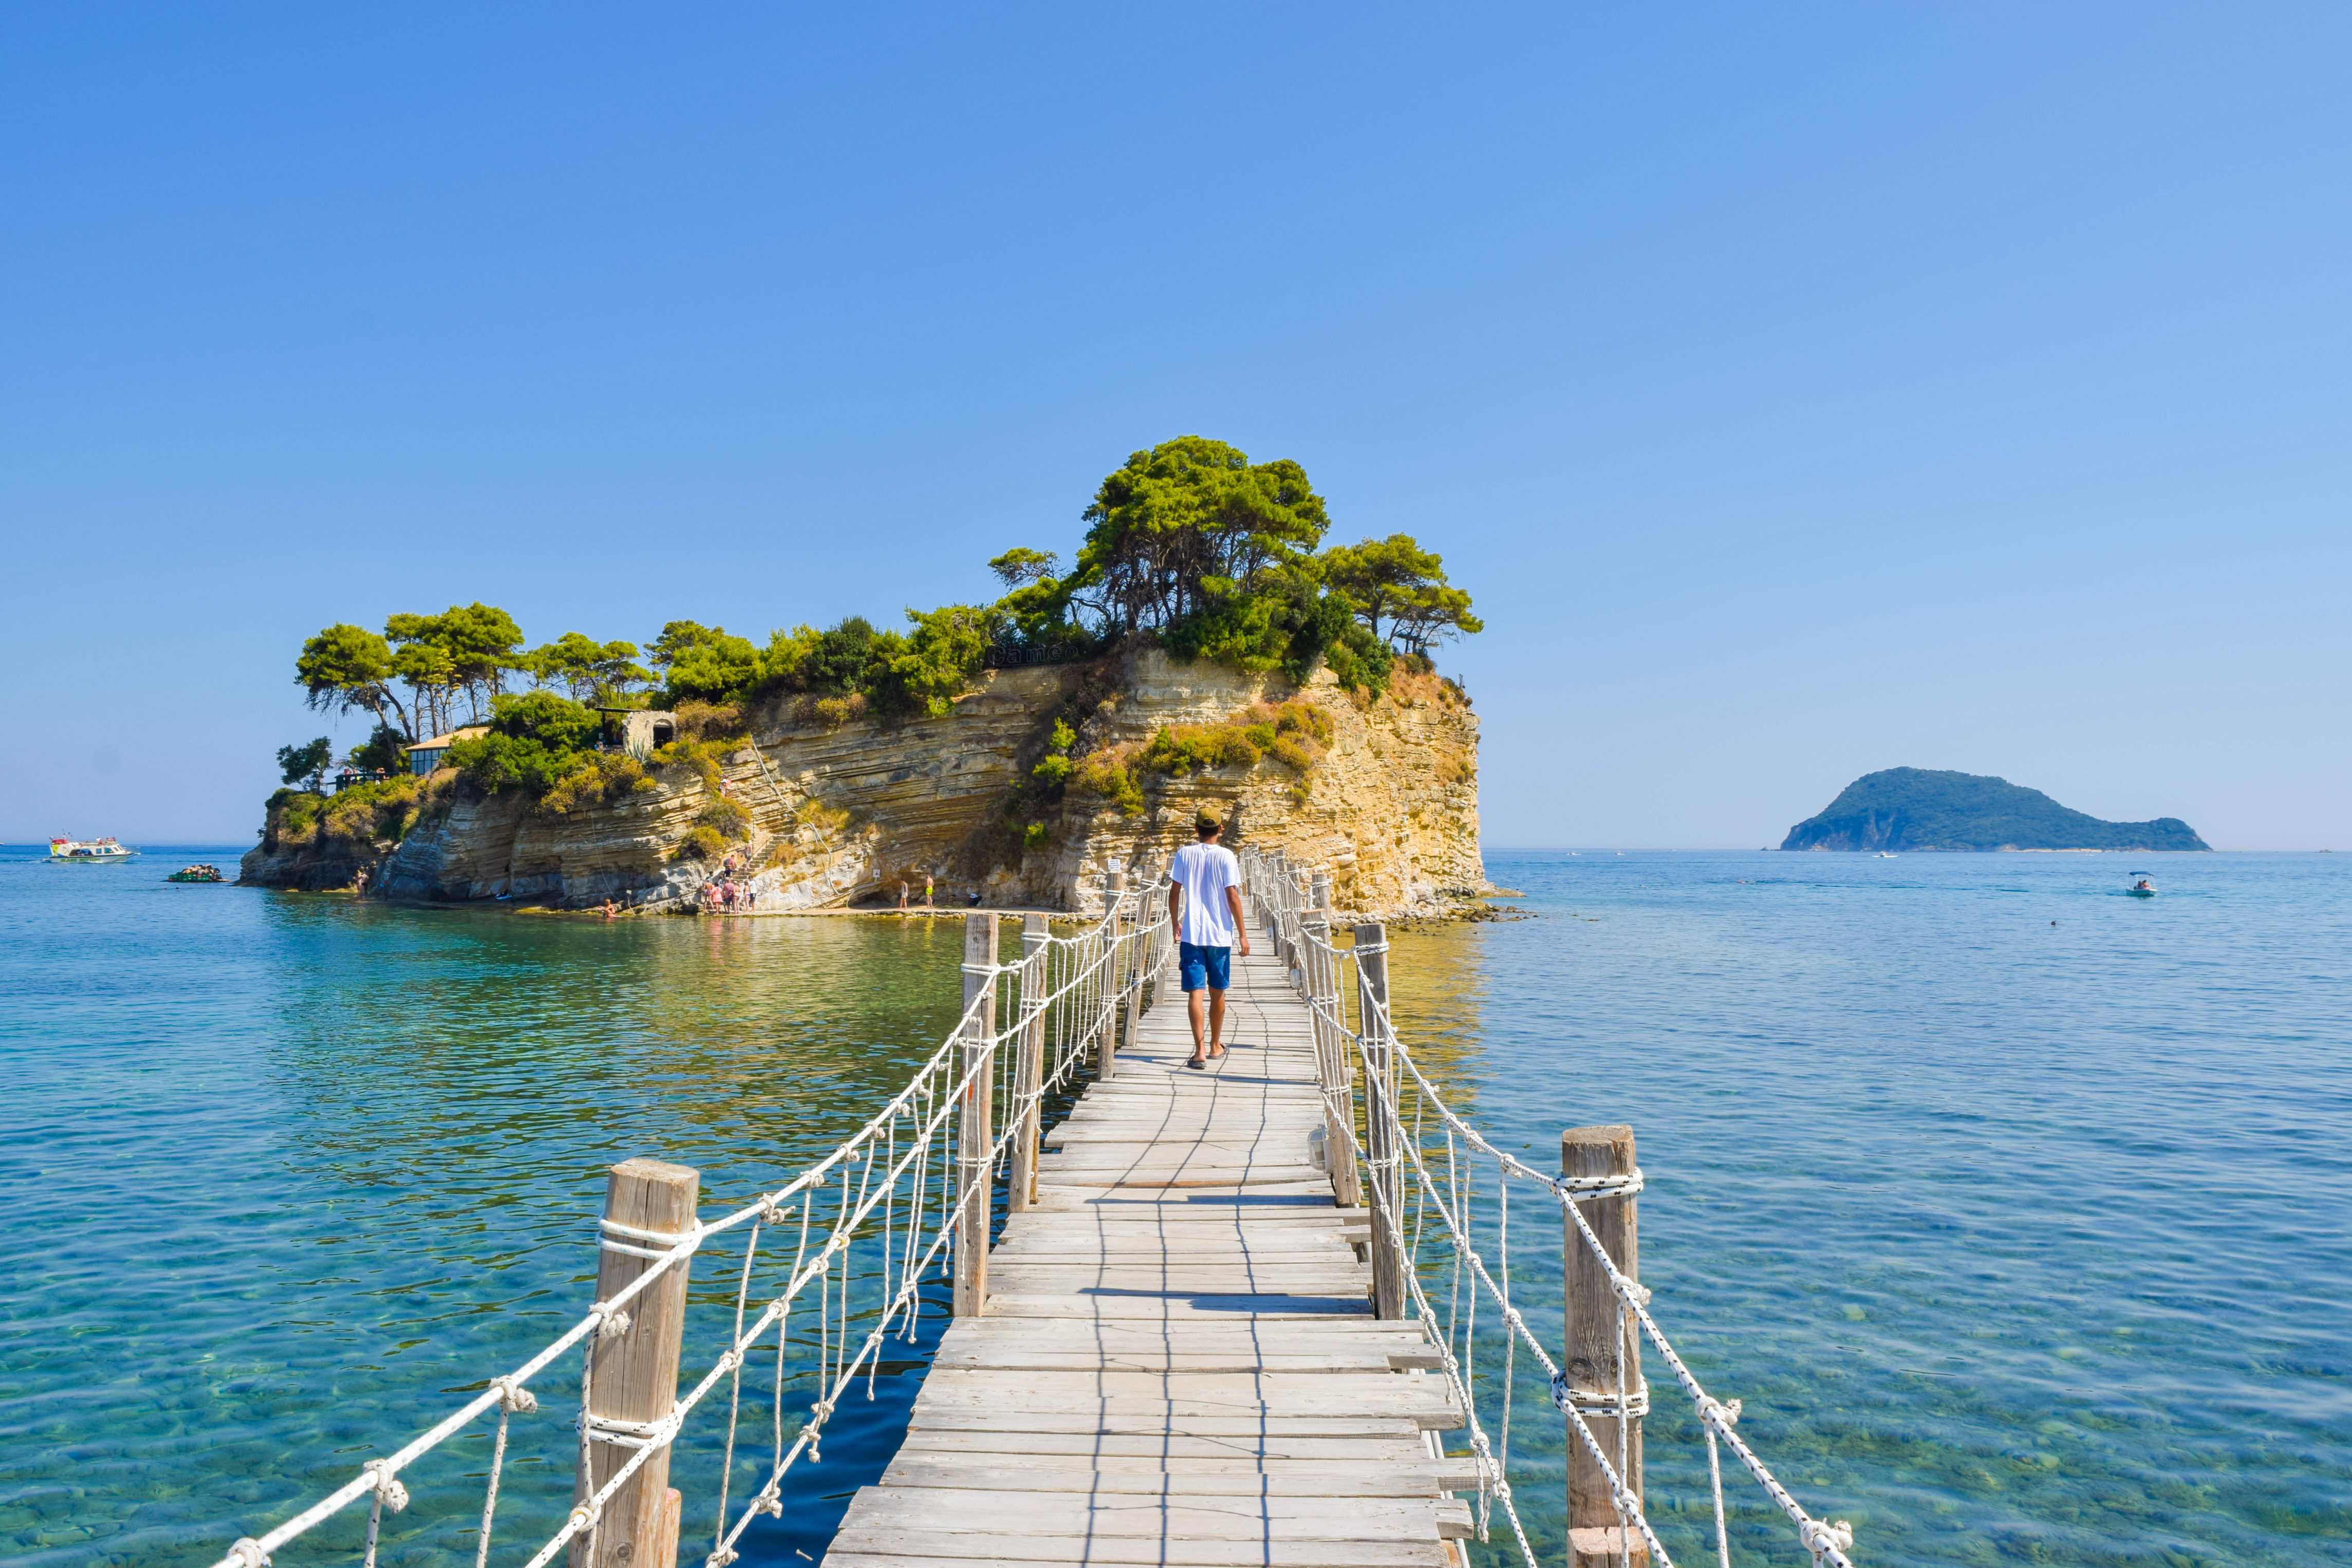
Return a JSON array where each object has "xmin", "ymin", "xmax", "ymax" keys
[{"xmin": 3, "ymin": 846, "xmax": 2346, "ymax": 1567}]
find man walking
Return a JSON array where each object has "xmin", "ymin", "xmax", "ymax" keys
[{"xmin": 1169, "ymin": 808, "xmax": 1251, "ymax": 1069}]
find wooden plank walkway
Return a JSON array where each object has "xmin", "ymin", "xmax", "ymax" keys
[{"xmin": 824, "ymin": 941, "xmax": 1470, "ymax": 1567}]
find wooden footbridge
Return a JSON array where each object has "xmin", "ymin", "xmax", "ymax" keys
[
  {"xmin": 202, "ymin": 852, "xmax": 1861, "ymax": 1568},
  {"xmin": 823, "ymin": 937, "xmax": 1475, "ymax": 1568}
]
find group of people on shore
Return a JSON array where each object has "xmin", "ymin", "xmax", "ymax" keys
[{"xmin": 696, "ymin": 849, "xmax": 761, "ymax": 916}]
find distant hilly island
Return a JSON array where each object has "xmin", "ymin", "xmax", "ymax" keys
[{"xmin": 1782, "ymin": 768, "xmax": 2210, "ymax": 852}]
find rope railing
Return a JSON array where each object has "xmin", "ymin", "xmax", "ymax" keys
[
  {"xmin": 205, "ymin": 870, "xmax": 1175, "ymax": 1568},
  {"xmin": 1238, "ymin": 845, "xmax": 1860, "ymax": 1568}
]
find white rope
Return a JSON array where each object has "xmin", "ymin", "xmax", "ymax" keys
[
  {"xmin": 199, "ymin": 879, "xmax": 1173, "ymax": 1568},
  {"xmin": 200, "ymin": 857, "xmax": 1856, "ymax": 1568},
  {"xmin": 1238, "ymin": 848, "xmax": 1860, "ymax": 1568}
]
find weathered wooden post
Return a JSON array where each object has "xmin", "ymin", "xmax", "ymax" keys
[
  {"xmin": 1266, "ymin": 851, "xmax": 1288, "ymax": 963},
  {"xmin": 1562, "ymin": 1124, "xmax": 1644, "ymax": 1566},
  {"xmin": 1305, "ymin": 879, "xmax": 1360, "ymax": 1208},
  {"xmin": 1117, "ymin": 869, "xmax": 1144, "ymax": 1062},
  {"xmin": 573, "ymin": 1158, "xmax": 696, "ymax": 1568},
  {"xmin": 1103, "ymin": 868, "xmax": 1129, "ymax": 1080},
  {"xmin": 1354, "ymin": 921, "xmax": 1404, "ymax": 1320},
  {"xmin": 954, "ymin": 913, "xmax": 998, "ymax": 1317},
  {"xmin": 1005, "ymin": 912, "xmax": 1049, "ymax": 1213}
]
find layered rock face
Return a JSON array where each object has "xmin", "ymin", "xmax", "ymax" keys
[{"xmin": 281, "ymin": 650, "xmax": 1483, "ymax": 917}]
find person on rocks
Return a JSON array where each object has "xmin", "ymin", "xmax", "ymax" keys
[{"xmin": 1169, "ymin": 808, "xmax": 1250, "ymax": 1069}]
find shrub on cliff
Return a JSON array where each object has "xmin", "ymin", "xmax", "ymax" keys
[
  {"xmin": 258, "ymin": 774, "xmax": 427, "ymax": 855},
  {"xmin": 672, "ymin": 700, "xmax": 748, "ymax": 742},
  {"xmin": 1068, "ymin": 700, "xmax": 1331, "ymax": 817},
  {"xmin": 1138, "ymin": 700, "xmax": 1330, "ymax": 778},
  {"xmin": 542, "ymin": 753, "xmax": 656, "ymax": 815},
  {"xmin": 446, "ymin": 690, "xmax": 601, "ymax": 797}
]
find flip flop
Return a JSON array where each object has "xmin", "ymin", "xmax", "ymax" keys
[
  {"xmin": 1184, "ymin": 1058, "xmax": 1207, "ymax": 1070},
  {"xmin": 1208, "ymin": 1044, "xmax": 1227, "ymax": 1058}
]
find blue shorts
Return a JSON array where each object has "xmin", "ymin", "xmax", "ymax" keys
[{"xmin": 1178, "ymin": 942, "xmax": 1231, "ymax": 993}]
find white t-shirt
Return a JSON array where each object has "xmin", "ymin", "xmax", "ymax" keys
[{"xmin": 1170, "ymin": 842, "xmax": 1242, "ymax": 948}]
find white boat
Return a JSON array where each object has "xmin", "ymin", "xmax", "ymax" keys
[
  {"xmin": 50, "ymin": 836, "xmax": 136, "ymax": 863},
  {"xmin": 1876, "ymin": 852, "xmax": 1898, "ymax": 858}
]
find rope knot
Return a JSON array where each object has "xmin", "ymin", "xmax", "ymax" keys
[
  {"xmin": 705, "ymin": 1551, "xmax": 740, "ymax": 1568},
  {"xmin": 1695, "ymin": 1394, "xmax": 1742, "ymax": 1428},
  {"xmin": 1548, "ymin": 1370, "xmax": 1651, "ymax": 1418},
  {"xmin": 227, "ymin": 1538, "xmax": 271, "ymax": 1568},
  {"xmin": 754, "ymin": 1491, "xmax": 785, "ymax": 1519},
  {"xmin": 1802, "ymin": 1518, "xmax": 1856, "ymax": 1558},
  {"xmin": 362, "ymin": 1461, "xmax": 409, "ymax": 1513},
  {"xmin": 493, "ymin": 1377, "xmax": 538, "ymax": 1415},
  {"xmin": 589, "ymin": 1303, "xmax": 632, "ymax": 1338}
]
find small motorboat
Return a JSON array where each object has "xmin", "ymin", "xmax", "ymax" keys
[
  {"xmin": 1875, "ymin": 852, "xmax": 1898, "ymax": 858},
  {"xmin": 166, "ymin": 864, "xmax": 226, "ymax": 883},
  {"xmin": 2126, "ymin": 875, "xmax": 2156, "ymax": 898},
  {"xmin": 50, "ymin": 836, "xmax": 135, "ymax": 863}
]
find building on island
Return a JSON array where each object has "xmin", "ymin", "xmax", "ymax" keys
[
  {"xmin": 404, "ymin": 726, "xmax": 489, "ymax": 775},
  {"xmin": 598, "ymin": 709, "xmax": 678, "ymax": 758}
]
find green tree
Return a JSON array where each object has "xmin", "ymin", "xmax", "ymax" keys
[
  {"xmin": 528, "ymin": 632, "xmax": 651, "ymax": 706},
  {"xmin": 443, "ymin": 690, "xmax": 602, "ymax": 796},
  {"xmin": 1064, "ymin": 436, "xmax": 1329, "ymax": 637},
  {"xmin": 988, "ymin": 548, "xmax": 1059, "ymax": 588},
  {"xmin": 295, "ymin": 624, "xmax": 414, "ymax": 738},
  {"xmin": 277, "ymin": 736, "xmax": 335, "ymax": 793},
  {"xmin": 649, "ymin": 621, "xmax": 766, "ymax": 705},
  {"xmin": 796, "ymin": 617, "xmax": 881, "ymax": 697},
  {"xmin": 384, "ymin": 605, "xmax": 525, "ymax": 734},
  {"xmin": 389, "ymin": 635, "xmax": 460, "ymax": 738},
  {"xmin": 878, "ymin": 604, "xmax": 1002, "ymax": 717},
  {"xmin": 1320, "ymin": 534, "xmax": 1482, "ymax": 652},
  {"xmin": 348, "ymin": 724, "xmax": 410, "ymax": 778}
]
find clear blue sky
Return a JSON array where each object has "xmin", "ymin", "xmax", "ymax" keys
[{"xmin": 5, "ymin": 5, "xmax": 2346, "ymax": 849}]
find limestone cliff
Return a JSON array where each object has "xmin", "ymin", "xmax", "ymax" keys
[{"xmin": 251, "ymin": 650, "xmax": 1484, "ymax": 917}]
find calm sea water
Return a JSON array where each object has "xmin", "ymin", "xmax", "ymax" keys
[{"xmin": 3, "ymin": 846, "xmax": 2345, "ymax": 1568}]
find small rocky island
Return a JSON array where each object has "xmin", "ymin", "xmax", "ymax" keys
[
  {"xmin": 240, "ymin": 437, "xmax": 1492, "ymax": 917},
  {"xmin": 1781, "ymin": 768, "xmax": 2209, "ymax": 852}
]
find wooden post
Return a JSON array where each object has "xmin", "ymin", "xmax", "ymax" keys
[
  {"xmin": 1006, "ymin": 912, "xmax": 1049, "ymax": 1212},
  {"xmin": 1119, "ymin": 870, "xmax": 1144, "ymax": 1061},
  {"xmin": 954, "ymin": 913, "xmax": 998, "ymax": 1317},
  {"xmin": 1354, "ymin": 922, "xmax": 1404, "ymax": 1320},
  {"xmin": 1562, "ymin": 1124, "xmax": 1645, "ymax": 1567},
  {"xmin": 1304, "ymin": 883, "xmax": 1360, "ymax": 1209},
  {"xmin": 1266, "ymin": 851, "xmax": 1286, "ymax": 963},
  {"xmin": 1103, "ymin": 869, "xmax": 1128, "ymax": 1079},
  {"xmin": 573, "ymin": 1158, "xmax": 697, "ymax": 1568}
]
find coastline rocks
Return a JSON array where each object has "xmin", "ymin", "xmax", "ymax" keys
[{"xmin": 252, "ymin": 649, "xmax": 1487, "ymax": 920}]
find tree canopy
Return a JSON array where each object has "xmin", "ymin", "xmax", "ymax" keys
[
  {"xmin": 1065, "ymin": 436, "xmax": 1329, "ymax": 637},
  {"xmin": 988, "ymin": 436, "xmax": 1475, "ymax": 694},
  {"xmin": 276, "ymin": 737, "xmax": 334, "ymax": 792},
  {"xmin": 296, "ymin": 624, "xmax": 413, "ymax": 738},
  {"xmin": 442, "ymin": 690, "xmax": 604, "ymax": 797},
  {"xmin": 280, "ymin": 436, "xmax": 1479, "ymax": 801},
  {"xmin": 648, "ymin": 621, "xmax": 766, "ymax": 705},
  {"xmin": 1320, "ymin": 534, "xmax": 1483, "ymax": 652},
  {"xmin": 527, "ymin": 633, "xmax": 650, "ymax": 706}
]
